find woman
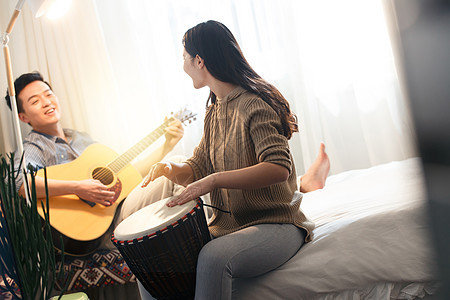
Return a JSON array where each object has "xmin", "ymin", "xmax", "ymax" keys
[{"xmin": 143, "ymin": 20, "xmax": 329, "ymax": 299}]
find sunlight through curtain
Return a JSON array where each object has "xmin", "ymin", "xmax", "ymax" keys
[{"xmin": 0, "ymin": 0, "xmax": 416, "ymax": 174}]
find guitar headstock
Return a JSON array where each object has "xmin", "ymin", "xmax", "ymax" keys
[{"xmin": 170, "ymin": 108, "xmax": 197, "ymax": 125}]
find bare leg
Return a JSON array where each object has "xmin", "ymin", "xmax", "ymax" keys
[{"xmin": 299, "ymin": 142, "xmax": 330, "ymax": 193}]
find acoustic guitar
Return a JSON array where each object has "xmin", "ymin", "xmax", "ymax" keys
[{"xmin": 36, "ymin": 108, "xmax": 196, "ymax": 256}]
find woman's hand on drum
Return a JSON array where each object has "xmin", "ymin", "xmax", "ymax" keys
[
  {"xmin": 167, "ymin": 174, "xmax": 217, "ymax": 207},
  {"xmin": 142, "ymin": 161, "xmax": 172, "ymax": 187}
]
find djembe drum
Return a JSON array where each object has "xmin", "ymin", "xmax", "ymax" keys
[{"xmin": 112, "ymin": 197, "xmax": 211, "ymax": 299}]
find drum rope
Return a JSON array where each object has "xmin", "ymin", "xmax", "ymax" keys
[{"xmin": 202, "ymin": 202, "xmax": 231, "ymax": 215}]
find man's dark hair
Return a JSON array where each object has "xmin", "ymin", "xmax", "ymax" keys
[{"xmin": 5, "ymin": 71, "xmax": 52, "ymax": 113}]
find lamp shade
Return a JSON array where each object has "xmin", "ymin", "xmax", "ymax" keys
[{"xmin": 27, "ymin": 0, "xmax": 57, "ymax": 18}]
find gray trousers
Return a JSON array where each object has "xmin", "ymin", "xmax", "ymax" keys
[{"xmin": 194, "ymin": 223, "xmax": 305, "ymax": 300}]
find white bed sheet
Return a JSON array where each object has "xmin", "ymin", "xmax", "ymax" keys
[{"xmin": 233, "ymin": 158, "xmax": 437, "ymax": 299}]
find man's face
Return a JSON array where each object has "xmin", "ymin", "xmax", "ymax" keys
[{"xmin": 18, "ymin": 80, "xmax": 61, "ymax": 130}]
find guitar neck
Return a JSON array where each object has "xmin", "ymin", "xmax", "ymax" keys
[{"xmin": 107, "ymin": 118, "xmax": 173, "ymax": 173}]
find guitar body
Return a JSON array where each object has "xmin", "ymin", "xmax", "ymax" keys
[
  {"xmin": 34, "ymin": 108, "xmax": 196, "ymax": 256},
  {"xmin": 36, "ymin": 143, "xmax": 143, "ymax": 255}
]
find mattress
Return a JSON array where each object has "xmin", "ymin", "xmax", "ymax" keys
[{"xmin": 232, "ymin": 158, "xmax": 438, "ymax": 299}]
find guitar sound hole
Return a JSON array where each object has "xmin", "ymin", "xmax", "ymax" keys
[{"xmin": 92, "ymin": 167, "xmax": 114, "ymax": 185}]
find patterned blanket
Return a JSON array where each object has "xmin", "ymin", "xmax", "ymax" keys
[
  {"xmin": 55, "ymin": 249, "xmax": 135, "ymax": 292},
  {"xmin": 0, "ymin": 249, "xmax": 135, "ymax": 298}
]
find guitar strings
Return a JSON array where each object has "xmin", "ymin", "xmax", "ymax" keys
[
  {"xmin": 90, "ymin": 112, "xmax": 192, "ymax": 183},
  {"xmin": 91, "ymin": 120, "xmax": 170, "ymax": 183}
]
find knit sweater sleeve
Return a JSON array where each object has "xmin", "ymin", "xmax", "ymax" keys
[{"xmin": 244, "ymin": 98, "xmax": 292, "ymax": 174}]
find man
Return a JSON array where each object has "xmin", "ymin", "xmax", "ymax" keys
[{"xmin": 5, "ymin": 71, "xmax": 185, "ymax": 247}]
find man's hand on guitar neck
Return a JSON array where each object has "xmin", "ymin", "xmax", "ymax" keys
[
  {"xmin": 163, "ymin": 118, "xmax": 184, "ymax": 152},
  {"xmin": 135, "ymin": 118, "xmax": 185, "ymax": 177}
]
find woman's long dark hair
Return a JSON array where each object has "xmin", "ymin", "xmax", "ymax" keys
[{"xmin": 183, "ymin": 20, "xmax": 298, "ymax": 139}]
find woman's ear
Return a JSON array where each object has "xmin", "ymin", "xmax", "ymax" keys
[{"xmin": 195, "ymin": 54, "xmax": 205, "ymax": 69}]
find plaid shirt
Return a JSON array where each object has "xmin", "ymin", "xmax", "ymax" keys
[
  {"xmin": 13, "ymin": 129, "xmax": 94, "ymax": 190},
  {"xmin": 185, "ymin": 86, "xmax": 314, "ymax": 241}
]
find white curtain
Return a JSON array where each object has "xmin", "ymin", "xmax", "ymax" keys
[{"xmin": 0, "ymin": 0, "xmax": 417, "ymax": 175}]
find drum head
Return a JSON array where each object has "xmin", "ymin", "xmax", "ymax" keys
[{"xmin": 114, "ymin": 197, "xmax": 196, "ymax": 241}]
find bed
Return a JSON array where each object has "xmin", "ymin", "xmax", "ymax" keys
[
  {"xmin": 1, "ymin": 157, "xmax": 439, "ymax": 299},
  {"xmin": 232, "ymin": 157, "xmax": 438, "ymax": 299}
]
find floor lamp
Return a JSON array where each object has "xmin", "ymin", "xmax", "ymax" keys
[
  {"xmin": 1, "ymin": 2, "xmax": 89, "ymax": 298},
  {"xmin": 2, "ymin": 0, "xmax": 71, "ymax": 203}
]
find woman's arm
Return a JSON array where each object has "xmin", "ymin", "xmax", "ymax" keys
[
  {"xmin": 212, "ymin": 162, "xmax": 288, "ymax": 189},
  {"xmin": 167, "ymin": 162, "xmax": 288, "ymax": 206}
]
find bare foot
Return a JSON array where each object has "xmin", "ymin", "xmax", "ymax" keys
[{"xmin": 300, "ymin": 142, "xmax": 330, "ymax": 193}]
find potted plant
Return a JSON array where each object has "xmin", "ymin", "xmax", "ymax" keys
[{"xmin": 0, "ymin": 153, "xmax": 66, "ymax": 299}]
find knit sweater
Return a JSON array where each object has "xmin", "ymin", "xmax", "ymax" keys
[{"xmin": 185, "ymin": 86, "xmax": 314, "ymax": 242}]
